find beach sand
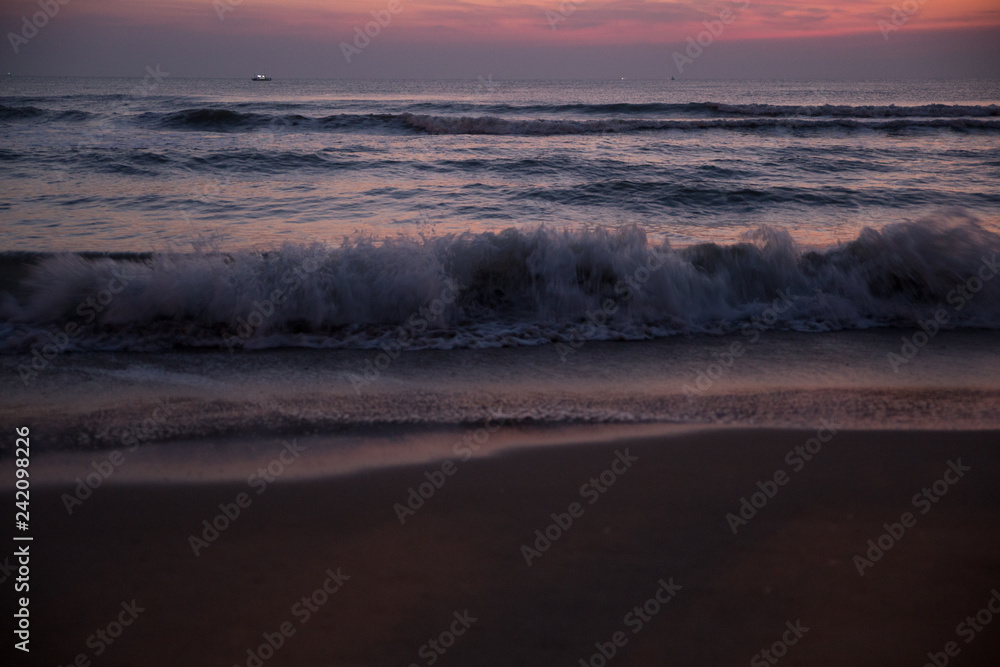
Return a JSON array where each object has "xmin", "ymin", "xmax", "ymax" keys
[
  {"xmin": 3, "ymin": 331, "xmax": 999, "ymax": 665},
  {"xmin": 14, "ymin": 426, "xmax": 1000, "ymax": 666},
  {"xmin": 5, "ymin": 75, "xmax": 1000, "ymax": 667}
]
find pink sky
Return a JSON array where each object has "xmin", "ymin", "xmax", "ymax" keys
[
  {"xmin": 48, "ymin": 0, "xmax": 1000, "ymax": 41},
  {"xmin": 2, "ymin": 0, "xmax": 999, "ymax": 77}
]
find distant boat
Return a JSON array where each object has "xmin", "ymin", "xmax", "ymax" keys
[{"xmin": 251, "ymin": 74, "xmax": 271, "ymax": 81}]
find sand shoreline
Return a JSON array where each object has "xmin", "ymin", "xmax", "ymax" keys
[
  {"xmin": 10, "ymin": 426, "xmax": 1000, "ymax": 665},
  {"xmin": 3, "ymin": 330, "xmax": 1000, "ymax": 455}
]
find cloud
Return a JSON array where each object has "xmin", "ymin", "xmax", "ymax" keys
[{"xmin": 2, "ymin": 0, "xmax": 998, "ymax": 77}]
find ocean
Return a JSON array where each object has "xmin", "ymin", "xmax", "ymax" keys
[
  {"xmin": 1, "ymin": 77, "xmax": 1000, "ymax": 354},
  {"xmin": 5, "ymin": 77, "xmax": 1000, "ymax": 667}
]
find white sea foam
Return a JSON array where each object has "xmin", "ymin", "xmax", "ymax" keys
[{"xmin": 2, "ymin": 210, "xmax": 998, "ymax": 352}]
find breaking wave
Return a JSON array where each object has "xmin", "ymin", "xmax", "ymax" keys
[{"xmin": 1, "ymin": 210, "xmax": 999, "ymax": 352}]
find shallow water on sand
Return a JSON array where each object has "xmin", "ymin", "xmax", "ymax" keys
[{"xmin": 2, "ymin": 331, "xmax": 998, "ymax": 477}]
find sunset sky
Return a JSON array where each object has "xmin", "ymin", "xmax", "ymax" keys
[{"xmin": 2, "ymin": 0, "xmax": 999, "ymax": 78}]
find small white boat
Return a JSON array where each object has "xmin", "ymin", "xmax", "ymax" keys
[{"xmin": 251, "ymin": 74, "xmax": 271, "ymax": 81}]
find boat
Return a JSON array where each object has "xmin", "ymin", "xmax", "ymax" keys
[{"xmin": 251, "ymin": 74, "xmax": 271, "ymax": 81}]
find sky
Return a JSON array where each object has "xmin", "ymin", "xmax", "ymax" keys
[{"xmin": 1, "ymin": 0, "xmax": 999, "ymax": 79}]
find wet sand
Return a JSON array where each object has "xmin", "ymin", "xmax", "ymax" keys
[
  {"xmin": 3, "ymin": 330, "xmax": 1000, "ymax": 455},
  {"xmin": 13, "ymin": 426, "xmax": 1000, "ymax": 666}
]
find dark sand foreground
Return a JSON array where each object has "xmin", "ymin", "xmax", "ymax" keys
[{"xmin": 11, "ymin": 427, "xmax": 1000, "ymax": 666}]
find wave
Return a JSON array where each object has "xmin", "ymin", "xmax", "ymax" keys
[
  {"xmin": 407, "ymin": 101, "xmax": 1000, "ymax": 118},
  {"xmin": 0, "ymin": 104, "xmax": 97, "ymax": 122},
  {"xmin": 518, "ymin": 181, "xmax": 1000, "ymax": 210},
  {"xmin": 5, "ymin": 102, "xmax": 999, "ymax": 135},
  {"xmin": 143, "ymin": 108, "xmax": 408, "ymax": 133},
  {"xmin": 399, "ymin": 114, "xmax": 1000, "ymax": 135},
  {"xmin": 2, "ymin": 210, "xmax": 999, "ymax": 353},
  {"xmin": 18, "ymin": 148, "xmax": 373, "ymax": 177},
  {"xmin": 701, "ymin": 102, "xmax": 1000, "ymax": 118},
  {"xmin": 5, "ymin": 94, "xmax": 997, "ymax": 119},
  {"xmin": 142, "ymin": 108, "xmax": 1000, "ymax": 134},
  {"xmin": 0, "ymin": 104, "xmax": 45, "ymax": 120}
]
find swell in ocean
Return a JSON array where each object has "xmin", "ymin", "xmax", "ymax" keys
[
  {"xmin": 3, "ymin": 102, "xmax": 999, "ymax": 135},
  {"xmin": 1, "ymin": 210, "xmax": 998, "ymax": 353}
]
